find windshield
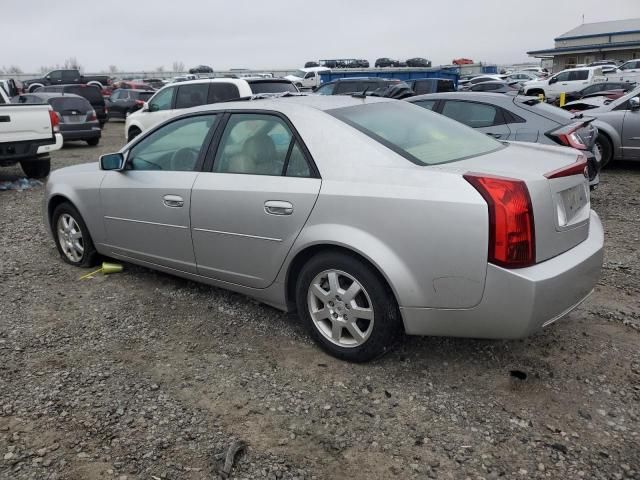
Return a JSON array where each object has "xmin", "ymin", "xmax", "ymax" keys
[
  {"xmin": 328, "ymin": 101, "xmax": 503, "ymax": 166},
  {"xmin": 293, "ymin": 70, "xmax": 306, "ymax": 78}
]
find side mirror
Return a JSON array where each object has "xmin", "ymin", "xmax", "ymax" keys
[
  {"xmin": 45, "ymin": 76, "xmax": 51, "ymax": 80},
  {"xmin": 147, "ymin": 102, "xmax": 157, "ymax": 112},
  {"xmin": 630, "ymin": 97, "xmax": 640, "ymax": 111},
  {"xmin": 100, "ymin": 152, "xmax": 125, "ymax": 171},
  {"xmin": 548, "ymin": 77, "xmax": 557, "ymax": 84}
]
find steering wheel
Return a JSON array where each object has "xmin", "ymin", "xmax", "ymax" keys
[{"xmin": 170, "ymin": 147, "xmax": 199, "ymax": 171}]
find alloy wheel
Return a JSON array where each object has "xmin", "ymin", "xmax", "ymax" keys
[
  {"xmin": 307, "ymin": 269, "xmax": 374, "ymax": 348},
  {"xmin": 57, "ymin": 213, "xmax": 84, "ymax": 263}
]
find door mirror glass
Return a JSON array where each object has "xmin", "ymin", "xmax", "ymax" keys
[
  {"xmin": 630, "ymin": 97, "xmax": 640, "ymax": 111},
  {"xmin": 148, "ymin": 102, "xmax": 159, "ymax": 112},
  {"xmin": 548, "ymin": 76, "xmax": 557, "ymax": 84},
  {"xmin": 100, "ymin": 152, "xmax": 125, "ymax": 171}
]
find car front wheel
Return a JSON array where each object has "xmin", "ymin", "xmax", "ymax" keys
[
  {"xmin": 296, "ymin": 251, "xmax": 401, "ymax": 362},
  {"xmin": 52, "ymin": 202, "xmax": 99, "ymax": 267}
]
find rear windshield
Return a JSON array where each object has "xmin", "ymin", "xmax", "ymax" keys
[
  {"xmin": 49, "ymin": 97, "xmax": 91, "ymax": 112},
  {"xmin": 135, "ymin": 91, "xmax": 154, "ymax": 101},
  {"xmin": 64, "ymin": 86, "xmax": 103, "ymax": 103},
  {"xmin": 517, "ymin": 98, "xmax": 573, "ymax": 121},
  {"xmin": 249, "ymin": 81, "xmax": 297, "ymax": 94},
  {"xmin": 328, "ymin": 101, "xmax": 503, "ymax": 166}
]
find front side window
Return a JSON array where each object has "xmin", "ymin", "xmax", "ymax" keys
[
  {"xmin": 214, "ymin": 114, "xmax": 311, "ymax": 177},
  {"xmin": 441, "ymin": 101, "xmax": 499, "ymax": 128},
  {"xmin": 127, "ymin": 115, "xmax": 216, "ymax": 171},
  {"xmin": 554, "ymin": 71, "xmax": 571, "ymax": 82},
  {"xmin": 175, "ymin": 83, "xmax": 208, "ymax": 109},
  {"xmin": 328, "ymin": 101, "xmax": 502, "ymax": 166},
  {"xmin": 304, "ymin": 72, "xmax": 315, "ymax": 79},
  {"xmin": 148, "ymin": 87, "xmax": 174, "ymax": 112}
]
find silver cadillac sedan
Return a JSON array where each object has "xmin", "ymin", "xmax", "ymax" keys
[{"xmin": 45, "ymin": 95, "xmax": 604, "ymax": 362}]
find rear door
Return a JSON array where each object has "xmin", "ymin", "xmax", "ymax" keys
[
  {"xmin": 190, "ymin": 112, "xmax": 321, "ymax": 288},
  {"xmin": 440, "ymin": 100, "xmax": 511, "ymax": 139},
  {"xmin": 175, "ymin": 83, "xmax": 209, "ymax": 111},
  {"xmin": 100, "ymin": 114, "xmax": 219, "ymax": 272}
]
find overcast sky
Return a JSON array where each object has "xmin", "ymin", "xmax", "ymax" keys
[{"xmin": 2, "ymin": 0, "xmax": 639, "ymax": 73}]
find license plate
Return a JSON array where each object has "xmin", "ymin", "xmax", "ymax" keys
[
  {"xmin": 63, "ymin": 115, "xmax": 82, "ymax": 123},
  {"xmin": 559, "ymin": 184, "xmax": 588, "ymax": 224}
]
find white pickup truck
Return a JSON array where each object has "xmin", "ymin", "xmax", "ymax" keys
[
  {"xmin": 610, "ymin": 59, "xmax": 640, "ymax": 85},
  {"xmin": 523, "ymin": 66, "xmax": 605, "ymax": 101},
  {"xmin": 0, "ymin": 86, "xmax": 62, "ymax": 178}
]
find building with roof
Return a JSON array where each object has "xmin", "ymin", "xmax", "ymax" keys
[{"xmin": 527, "ymin": 18, "xmax": 640, "ymax": 71}]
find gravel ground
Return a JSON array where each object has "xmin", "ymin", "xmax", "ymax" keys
[{"xmin": 1, "ymin": 122, "xmax": 639, "ymax": 480}]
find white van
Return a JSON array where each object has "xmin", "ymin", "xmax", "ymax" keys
[
  {"xmin": 285, "ymin": 67, "xmax": 331, "ymax": 89},
  {"xmin": 523, "ymin": 66, "xmax": 605, "ymax": 100}
]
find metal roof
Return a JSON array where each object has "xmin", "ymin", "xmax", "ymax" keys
[
  {"xmin": 527, "ymin": 39, "xmax": 640, "ymax": 56},
  {"xmin": 556, "ymin": 18, "xmax": 640, "ymax": 40}
]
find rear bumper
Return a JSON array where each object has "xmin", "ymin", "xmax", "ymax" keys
[
  {"xmin": 401, "ymin": 210, "xmax": 604, "ymax": 338},
  {"xmin": 37, "ymin": 133, "xmax": 63, "ymax": 155},
  {"xmin": 60, "ymin": 127, "xmax": 101, "ymax": 141}
]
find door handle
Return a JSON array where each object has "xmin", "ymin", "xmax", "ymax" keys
[
  {"xmin": 264, "ymin": 200, "xmax": 293, "ymax": 216},
  {"xmin": 163, "ymin": 194, "xmax": 184, "ymax": 208},
  {"xmin": 487, "ymin": 132, "xmax": 502, "ymax": 138}
]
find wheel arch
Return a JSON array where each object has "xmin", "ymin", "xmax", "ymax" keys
[
  {"xmin": 28, "ymin": 83, "xmax": 45, "ymax": 93},
  {"xmin": 284, "ymin": 242, "xmax": 403, "ymax": 316},
  {"xmin": 47, "ymin": 194, "xmax": 75, "ymax": 235},
  {"xmin": 86, "ymin": 80, "xmax": 103, "ymax": 89},
  {"xmin": 594, "ymin": 122, "xmax": 620, "ymax": 160}
]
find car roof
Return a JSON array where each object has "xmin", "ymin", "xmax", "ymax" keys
[
  {"xmin": 408, "ymin": 91, "xmax": 514, "ymax": 103},
  {"xmin": 299, "ymin": 67, "xmax": 332, "ymax": 73},
  {"xmin": 558, "ymin": 66, "xmax": 604, "ymax": 72},
  {"xmin": 29, "ymin": 92, "xmax": 85, "ymax": 99},
  {"xmin": 163, "ymin": 78, "xmax": 250, "ymax": 88}
]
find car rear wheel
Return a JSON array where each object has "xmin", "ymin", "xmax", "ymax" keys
[
  {"xmin": 595, "ymin": 134, "xmax": 613, "ymax": 168},
  {"xmin": 52, "ymin": 202, "xmax": 99, "ymax": 267},
  {"xmin": 86, "ymin": 138, "xmax": 100, "ymax": 146},
  {"xmin": 20, "ymin": 158, "xmax": 50, "ymax": 179},
  {"xmin": 296, "ymin": 251, "xmax": 401, "ymax": 362}
]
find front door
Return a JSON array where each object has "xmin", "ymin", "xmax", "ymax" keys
[
  {"xmin": 140, "ymin": 86, "xmax": 176, "ymax": 132},
  {"xmin": 191, "ymin": 112, "xmax": 321, "ymax": 288},
  {"xmin": 100, "ymin": 114, "xmax": 219, "ymax": 272}
]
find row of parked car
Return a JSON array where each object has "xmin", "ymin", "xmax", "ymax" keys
[{"xmin": 303, "ymin": 57, "xmax": 432, "ymax": 69}]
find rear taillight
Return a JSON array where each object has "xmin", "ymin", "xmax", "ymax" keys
[
  {"xmin": 546, "ymin": 121, "xmax": 590, "ymax": 150},
  {"xmin": 544, "ymin": 154, "xmax": 589, "ymax": 179},
  {"xmin": 49, "ymin": 109, "xmax": 60, "ymax": 133},
  {"xmin": 464, "ymin": 173, "xmax": 536, "ymax": 268},
  {"xmin": 134, "ymin": 100, "xmax": 144, "ymax": 106},
  {"xmin": 88, "ymin": 109, "xmax": 97, "ymax": 121}
]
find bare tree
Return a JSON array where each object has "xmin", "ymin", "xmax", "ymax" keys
[
  {"xmin": 4, "ymin": 65, "xmax": 23, "ymax": 74},
  {"xmin": 63, "ymin": 57, "xmax": 82, "ymax": 71},
  {"xmin": 155, "ymin": 65, "xmax": 165, "ymax": 73},
  {"xmin": 172, "ymin": 61, "xmax": 185, "ymax": 72},
  {"xmin": 108, "ymin": 65, "xmax": 119, "ymax": 74}
]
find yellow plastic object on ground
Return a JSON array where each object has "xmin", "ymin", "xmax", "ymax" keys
[
  {"xmin": 80, "ymin": 262, "xmax": 123, "ymax": 280},
  {"xmin": 559, "ymin": 92, "xmax": 566, "ymax": 107}
]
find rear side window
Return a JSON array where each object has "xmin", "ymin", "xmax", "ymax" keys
[
  {"xmin": 49, "ymin": 97, "xmax": 91, "ymax": 112},
  {"xmin": 334, "ymin": 82, "xmax": 360, "ymax": 94},
  {"xmin": 62, "ymin": 71, "xmax": 79, "ymax": 82},
  {"xmin": 441, "ymin": 101, "xmax": 500, "ymax": 128},
  {"xmin": 569, "ymin": 70, "xmax": 589, "ymax": 81},
  {"xmin": 412, "ymin": 99, "xmax": 437, "ymax": 110},
  {"xmin": 175, "ymin": 83, "xmax": 208, "ymax": 109},
  {"xmin": 437, "ymin": 80, "xmax": 454, "ymax": 92},
  {"xmin": 207, "ymin": 83, "xmax": 240, "ymax": 103},
  {"xmin": 315, "ymin": 83, "xmax": 335, "ymax": 95},
  {"xmin": 328, "ymin": 101, "xmax": 502, "ymax": 166},
  {"xmin": 412, "ymin": 81, "xmax": 433, "ymax": 95},
  {"xmin": 249, "ymin": 81, "xmax": 297, "ymax": 94}
]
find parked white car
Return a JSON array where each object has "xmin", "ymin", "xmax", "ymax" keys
[
  {"xmin": 125, "ymin": 78, "xmax": 298, "ymax": 141},
  {"xmin": 0, "ymin": 87, "xmax": 62, "ymax": 178},
  {"xmin": 523, "ymin": 67, "xmax": 605, "ymax": 100},
  {"xmin": 285, "ymin": 67, "xmax": 331, "ymax": 90},
  {"xmin": 611, "ymin": 59, "xmax": 640, "ymax": 85}
]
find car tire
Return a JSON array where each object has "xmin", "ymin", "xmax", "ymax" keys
[
  {"xmin": 295, "ymin": 251, "xmax": 401, "ymax": 362},
  {"xmin": 20, "ymin": 157, "xmax": 50, "ymax": 179},
  {"xmin": 51, "ymin": 202, "xmax": 99, "ymax": 268},
  {"xmin": 595, "ymin": 134, "xmax": 613, "ymax": 168},
  {"xmin": 86, "ymin": 138, "xmax": 100, "ymax": 146},
  {"xmin": 526, "ymin": 89, "xmax": 544, "ymax": 98},
  {"xmin": 128, "ymin": 127, "xmax": 141, "ymax": 143}
]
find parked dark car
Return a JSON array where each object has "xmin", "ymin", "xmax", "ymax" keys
[
  {"xmin": 304, "ymin": 61, "xmax": 320, "ymax": 68},
  {"xmin": 106, "ymin": 89, "xmax": 155, "ymax": 120},
  {"xmin": 374, "ymin": 58, "xmax": 399, "ymax": 67},
  {"xmin": 562, "ymin": 82, "xmax": 636, "ymax": 103},
  {"xmin": 188, "ymin": 65, "xmax": 214, "ymax": 74},
  {"xmin": 406, "ymin": 57, "xmax": 431, "ymax": 67},
  {"xmin": 314, "ymin": 77, "xmax": 403, "ymax": 95},
  {"xmin": 141, "ymin": 78, "xmax": 165, "ymax": 89},
  {"xmin": 350, "ymin": 59, "xmax": 370, "ymax": 68},
  {"xmin": 13, "ymin": 93, "xmax": 101, "ymax": 145},
  {"xmin": 468, "ymin": 81, "xmax": 520, "ymax": 93},
  {"xmin": 112, "ymin": 81, "xmax": 155, "ymax": 91},
  {"xmin": 404, "ymin": 78, "xmax": 455, "ymax": 95},
  {"xmin": 406, "ymin": 92, "xmax": 602, "ymax": 186},
  {"xmin": 35, "ymin": 84, "xmax": 108, "ymax": 127},
  {"xmin": 22, "ymin": 69, "xmax": 111, "ymax": 93}
]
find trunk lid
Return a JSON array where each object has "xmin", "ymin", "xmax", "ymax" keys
[{"xmin": 434, "ymin": 141, "xmax": 590, "ymax": 262}]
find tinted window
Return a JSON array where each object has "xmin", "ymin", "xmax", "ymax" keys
[
  {"xmin": 412, "ymin": 99, "xmax": 437, "ymax": 110},
  {"xmin": 48, "ymin": 71, "xmax": 62, "ymax": 81},
  {"xmin": 285, "ymin": 142, "xmax": 311, "ymax": 177},
  {"xmin": 149, "ymin": 87, "xmax": 174, "ymax": 111},
  {"xmin": 136, "ymin": 91, "xmax": 154, "ymax": 101},
  {"xmin": 62, "ymin": 70, "xmax": 79, "ymax": 82},
  {"xmin": 334, "ymin": 82, "xmax": 360, "ymax": 94},
  {"xmin": 128, "ymin": 115, "xmax": 216, "ymax": 171},
  {"xmin": 569, "ymin": 70, "xmax": 589, "ymax": 81},
  {"xmin": 208, "ymin": 83, "xmax": 240, "ymax": 103},
  {"xmin": 175, "ymin": 83, "xmax": 208, "ymax": 109},
  {"xmin": 49, "ymin": 97, "xmax": 91, "ymax": 112},
  {"xmin": 441, "ymin": 101, "xmax": 499, "ymax": 128},
  {"xmin": 411, "ymin": 80, "xmax": 432, "ymax": 95},
  {"xmin": 249, "ymin": 81, "xmax": 297, "ymax": 94},
  {"xmin": 315, "ymin": 83, "xmax": 335, "ymax": 95},
  {"xmin": 436, "ymin": 80, "xmax": 454, "ymax": 92},
  {"xmin": 329, "ymin": 102, "xmax": 502, "ymax": 166},
  {"xmin": 554, "ymin": 71, "xmax": 570, "ymax": 82},
  {"xmin": 214, "ymin": 114, "xmax": 293, "ymax": 176}
]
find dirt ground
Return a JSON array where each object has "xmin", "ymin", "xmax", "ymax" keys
[{"xmin": 1, "ymin": 122, "xmax": 639, "ymax": 480}]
